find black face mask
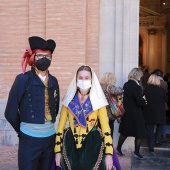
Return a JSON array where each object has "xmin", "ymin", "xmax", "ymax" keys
[{"xmin": 34, "ymin": 58, "xmax": 51, "ymax": 71}]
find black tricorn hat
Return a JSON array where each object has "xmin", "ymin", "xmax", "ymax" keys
[{"xmin": 29, "ymin": 36, "xmax": 56, "ymax": 54}]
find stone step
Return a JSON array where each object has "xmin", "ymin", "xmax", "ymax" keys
[{"xmin": 131, "ymin": 148, "xmax": 170, "ymax": 170}]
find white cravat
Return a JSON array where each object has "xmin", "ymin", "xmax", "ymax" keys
[{"xmin": 38, "ymin": 74, "xmax": 46, "ymax": 82}]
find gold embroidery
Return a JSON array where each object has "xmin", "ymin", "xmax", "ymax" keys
[
  {"xmin": 62, "ymin": 128, "xmax": 72, "ymax": 170},
  {"xmin": 35, "ymin": 70, "xmax": 52, "ymax": 122},
  {"xmin": 93, "ymin": 128, "xmax": 104, "ymax": 170}
]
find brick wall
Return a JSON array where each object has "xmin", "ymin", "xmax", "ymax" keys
[
  {"xmin": 0, "ymin": 0, "xmax": 100, "ymax": 99},
  {"xmin": 86, "ymin": 0, "xmax": 100, "ymax": 75},
  {"xmin": 0, "ymin": 0, "xmax": 29, "ymax": 98},
  {"xmin": 0, "ymin": 0, "xmax": 99, "ymax": 146}
]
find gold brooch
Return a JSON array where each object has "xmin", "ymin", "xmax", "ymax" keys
[
  {"xmin": 91, "ymin": 122, "xmax": 95, "ymax": 127},
  {"xmin": 54, "ymin": 90, "xmax": 57, "ymax": 98}
]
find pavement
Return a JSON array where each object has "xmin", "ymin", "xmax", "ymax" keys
[
  {"xmin": 0, "ymin": 141, "xmax": 170, "ymax": 170},
  {"xmin": 0, "ymin": 145, "xmax": 131, "ymax": 170},
  {"xmin": 0, "ymin": 146, "xmax": 18, "ymax": 170}
]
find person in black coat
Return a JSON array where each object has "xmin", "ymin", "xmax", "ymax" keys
[
  {"xmin": 4, "ymin": 36, "xmax": 60, "ymax": 170},
  {"xmin": 116, "ymin": 68, "xmax": 147, "ymax": 160},
  {"xmin": 143, "ymin": 74, "xmax": 166, "ymax": 154}
]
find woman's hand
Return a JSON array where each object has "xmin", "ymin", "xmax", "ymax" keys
[
  {"xmin": 117, "ymin": 118, "xmax": 121, "ymax": 123},
  {"xmin": 55, "ymin": 153, "xmax": 62, "ymax": 167},
  {"xmin": 105, "ymin": 154, "xmax": 114, "ymax": 170},
  {"xmin": 143, "ymin": 95, "xmax": 147, "ymax": 104}
]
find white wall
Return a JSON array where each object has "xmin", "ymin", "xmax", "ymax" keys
[
  {"xmin": 99, "ymin": 0, "xmax": 140, "ymax": 87},
  {"xmin": 99, "ymin": 0, "xmax": 140, "ymax": 150}
]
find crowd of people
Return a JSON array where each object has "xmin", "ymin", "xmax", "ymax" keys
[{"xmin": 4, "ymin": 35, "xmax": 170, "ymax": 170}]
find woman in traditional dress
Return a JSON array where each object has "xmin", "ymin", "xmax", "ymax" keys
[{"xmin": 55, "ymin": 65, "xmax": 116, "ymax": 170}]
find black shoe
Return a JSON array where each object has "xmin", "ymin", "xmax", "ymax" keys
[
  {"xmin": 133, "ymin": 152, "xmax": 146, "ymax": 160},
  {"xmin": 149, "ymin": 148, "xmax": 154, "ymax": 152},
  {"xmin": 155, "ymin": 142, "xmax": 162, "ymax": 147},
  {"xmin": 149, "ymin": 149, "xmax": 155, "ymax": 156},
  {"xmin": 116, "ymin": 149, "xmax": 125, "ymax": 156},
  {"xmin": 149, "ymin": 151, "xmax": 155, "ymax": 156}
]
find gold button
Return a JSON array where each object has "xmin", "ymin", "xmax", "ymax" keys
[{"xmin": 91, "ymin": 122, "xmax": 94, "ymax": 126}]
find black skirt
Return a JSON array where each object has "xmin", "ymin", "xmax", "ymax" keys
[{"xmin": 61, "ymin": 127, "xmax": 106, "ymax": 170}]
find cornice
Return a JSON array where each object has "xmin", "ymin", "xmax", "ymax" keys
[
  {"xmin": 140, "ymin": 6, "xmax": 160, "ymax": 17},
  {"xmin": 139, "ymin": 6, "xmax": 163, "ymax": 28}
]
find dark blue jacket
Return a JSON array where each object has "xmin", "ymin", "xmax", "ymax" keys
[{"xmin": 4, "ymin": 68, "xmax": 60, "ymax": 133}]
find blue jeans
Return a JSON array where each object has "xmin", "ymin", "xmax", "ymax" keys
[{"xmin": 18, "ymin": 131, "xmax": 55, "ymax": 170}]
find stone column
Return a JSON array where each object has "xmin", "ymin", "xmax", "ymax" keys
[
  {"xmin": 161, "ymin": 30, "xmax": 166, "ymax": 73},
  {"xmin": 148, "ymin": 33, "xmax": 156, "ymax": 72},
  {"xmin": 99, "ymin": 0, "xmax": 140, "ymax": 87},
  {"xmin": 99, "ymin": 0, "xmax": 140, "ymax": 149},
  {"xmin": 164, "ymin": 2, "xmax": 170, "ymax": 73}
]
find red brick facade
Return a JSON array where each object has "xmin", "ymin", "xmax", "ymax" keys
[{"xmin": 0, "ymin": 0, "xmax": 100, "ymax": 99}]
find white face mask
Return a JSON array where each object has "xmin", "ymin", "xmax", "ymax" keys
[{"xmin": 77, "ymin": 80, "xmax": 92, "ymax": 92}]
